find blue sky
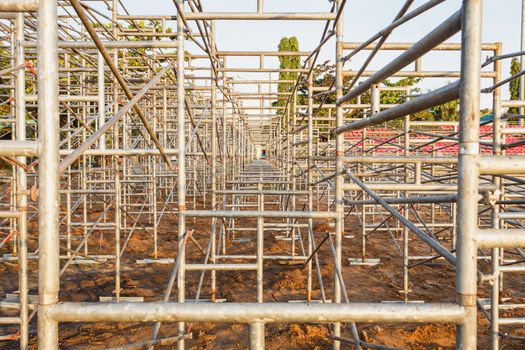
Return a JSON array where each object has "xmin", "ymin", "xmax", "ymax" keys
[{"xmin": 114, "ymin": 0, "xmax": 522, "ymax": 107}]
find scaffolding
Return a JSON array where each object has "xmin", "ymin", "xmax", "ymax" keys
[{"xmin": 0, "ymin": 0, "xmax": 524, "ymax": 349}]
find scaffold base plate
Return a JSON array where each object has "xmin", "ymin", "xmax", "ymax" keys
[
  {"xmin": 381, "ymin": 300, "xmax": 425, "ymax": 304},
  {"xmin": 348, "ymin": 258, "xmax": 380, "ymax": 266},
  {"xmin": 71, "ymin": 258, "xmax": 107, "ymax": 264},
  {"xmin": 2, "ymin": 254, "xmax": 38, "ymax": 261},
  {"xmin": 232, "ymin": 237, "xmax": 251, "ymax": 243},
  {"xmin": 99, "ymin": 296, "xmax": 144, "ymax": 302},
  {"xmin": 275, "ymin": 235, "xmax": 300, "ymax": 241},
  {"xmin": 288, "ymin": 300, "xmax": 332, "ymax": 304},
  {"xmin": 136, "ymin": 258, "xmax": 175, "ymax": 264},
  {"xmin": 478, "ymin": 297, "xmax": 512, "ymax": 309}
]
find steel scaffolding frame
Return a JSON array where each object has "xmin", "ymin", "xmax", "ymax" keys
[{"xmin": 0, "ymin": 0, "xmax": 524, "ymax": 349}]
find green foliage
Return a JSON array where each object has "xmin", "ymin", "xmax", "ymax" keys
[
  {"xmin": 124, "ymin": 20, "xmax": 177, "ymax": 67},
  {"xmin": 302, "ymin": 61, "xmax": 460, "ymax": 122},
  {"xmin": 92, "ymin": 22, "xmax": 113, "ymax": 30},
  {"xmin": 274, "ymin": 36, "xmax": 300, "ymax": 110},
  {"xmin": 298, "ymin": 60, "xmax": 339, "ymax": 115},
  {"xmin": 382, "ymin": 77, "xmax": 421, "ymax": 104},
  {"xmin": 509, "ymin": 57, "xmax": 521, "ymax": 114},
  {"xmin": 270, "ymin": 36, "xmax": 484, "ymax": 125},
  {"xmin": 0, "ymin": 43, "xmax": 12, "ymax": 138},
  {"xmin": 429, "ymin": 99, "xmax": 459, "ymax": 121},
  {"xmin": 480, "ymin": 108, "xmax": 491, "ymax": 116}
]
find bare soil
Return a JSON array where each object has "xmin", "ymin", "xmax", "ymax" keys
[{"xmin": 1, "ymin": 199, "xmax": 525, "ymax": 349}]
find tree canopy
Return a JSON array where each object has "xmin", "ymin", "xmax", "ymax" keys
[
  {"xmin": 509, "ymin": 57, "xmax": 521, "ymax": 114},
  {"xmin": 274, "ymin": 36, "xmax": 300, "ymax": 111}
]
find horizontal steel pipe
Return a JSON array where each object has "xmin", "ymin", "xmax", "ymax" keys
[
  {"xmin": 215, "ymin": 190, "xmax": 309, "ymax": 195},
  {"xmin": 501, "ymin": 100, "xmax": 525, "ymax": 108},
  {"xmin": 498, "ymin": 318, "xmax": 525, "ymax": 325},
  {"xmin": 184, "ymin": 210, "xmax": 338, "ymax": 219},
  {"xmin": 345, "ymin": 194, "xmax": 457, "ymax": 205},
  {"xmin": 185, "ymin": 264, "xmax": 258, "ymax": 271},
  {"xmin": 502, "ymin": 128, "xmax": 525, "ymax": 134},
  {"xmin": 0, "ymin": 12, "xmax": 16, "ymax": 18},
  {"xmin": 217, "ymin": 255, "xmax": 308, "ymax": 260},
  {"xmin": 342, "ymin": 183, "xmax": 494, "ymax": 192},
  {"xmin": 59, "ymin": 149, "xmax": 179, "ymax": 156},
  {"xmin": 47, "ymin": 302, "xmax": 465, "ymax": 324},
  {"xmin": 476, "ymin": 229, "xmax": 525, "ymax": 249},
  {"xmin": 26, "ymin": 95, "xmax": 99, "ymax": 103},
  {"xmin": 498, "ymin": 212, "xmax": 525, "ymax": 219},
  {"xmin": 184, "ymin": 12, "xmax": 337, "ymax": 20},
  {"xmin": 0, "ymin": 211, "xmax": 22, "ymax": 218},
  {"xmin": 0, "ymin": 0, "xmax": 36, "ymax": 11},
  {"xmin": 342, "ymin": 70, "xmax": 495, "ymax": 79},
  {"xmin": 0, "ymin": 317, "xmax": 20, "ymax": 324},
  {"xmin": 216, "ymin": 51, "xmax": 311, "ymax": 57},
  {"xmin": 342, "ymin": 42, "xmax": 498, "ymax": 51},
  {"xmin": 116, "ymin": 13, "xmax": 337, "ymax": 20},
  {"xmin": 478, "ymin": 155, "xmax": 525, "ymax": 174},
  {"xmin": 308, "ymin": 156, "xmax": 458, "ymax": 164},
  {"xmin": 225, "ymin": 180, "xmax": 290, "ymax": 184},
  {"xmin": 23, "ymin": 40, "xmax": 178, "ymax": 49},
  {"xmin": 0, "ymin": 140, "xmax": 39, "ymax": 157}
]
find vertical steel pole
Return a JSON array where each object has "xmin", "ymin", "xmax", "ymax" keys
[
  {"xmin": 257, "ymin": 181, "xmax": 264, "ymax": 302},
  {"xmin": 37, "ymin": 0, "xmax": 60, "ymax": 348},
  {"xmin": 334, "ymin": 1, "xmax": 344, "ymax": 348},
  {"xmin": 98, "ymin": 52, "xmax": 107, "ymax": 229},
  {"xmin": 115, "ymin": 159, "xmax": 121, "ymax": 302},
  {"xmin": 152, "ymin": 143, "xmax": 158, "ymax": 258},
  {"xmin": 176, "ymin": 0, "xmax": 187, "ymax": 347},
  {"xmin": 490, "ymin": 43, "xmax": 503, "ymax": 350},
  {"xmin": 163, "ymin": 88, "xmax": 168, "ymax": 146},
  {"xmin": 222, "ymin": 93, "xmax": 228, "ymax": 255},
  {"xmin": 370, "ymin": 84, "xmax": 380, "ymax": 114},
  {"xmin": 222, "ymin": 78, "xmax": 227, "ymax": 198},
  {"xmin": 82, "ymin": 56, "xmax": 88, "ymax": 256},
  {"xmin": 291, "ymin": 91, "xmax": 297, "ymax": 256},
  {"xmin": 403, "ymin": 112, "xmax": 410, "ymax": 302},
  {"xmin": 220, "ymin": 90, "xmax": 228, "ymax": 253},
  {"xmin": 210, "ymin": 21, "xmax": 218, "ymax": 302},
  {"xmin": 9, "ymin": 21, "xmax": 15, "ymax": 262},
  {"xmin": 112, "ymin": 0, "xmax": 119, "ymax": 150},
  {"xmin": 98, "ymin": 52, "xmax": 106, "ymax": 150},
  {"xmin": 456, "ymin": 1, "xmax": 482, "ymax": 349},
  {"xmin": 250, "ymin": 321, "xmax": 265, "ymax": 350},
  {"xmin": 65, "ymin": 53, "xmax": 72, "ymax": 258},
  {"xmin": 307, "ymin": 66, "xmax": 313, "ymax": 302},
  {"xmin": 251, "ymin": 181, "xmax": 265, "ymax": 348},
  {"xmin": 518, "ymin": 0, "xmax": 525, "ymax": 125},
  {"xmin": 15, "ymin": 12, "xmax": 28, "ymax": 350}
]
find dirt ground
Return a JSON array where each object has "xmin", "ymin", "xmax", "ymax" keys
[{"xmin": 1, "ymin": 197, "xmax": 525, "ymax": 349}]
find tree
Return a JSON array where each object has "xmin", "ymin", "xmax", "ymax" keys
[
  {"xmin": 274, "ymin": 37, "xmax": 300, "ymax": 111},
  {"xmin": 509, "ymin": 57, "xmax": 521, "ymax": 114}
]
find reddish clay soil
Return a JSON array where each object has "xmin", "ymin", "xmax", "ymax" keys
[{"xmin": 1, "ymin": 198, "xmax": 525, "ymax": 349}]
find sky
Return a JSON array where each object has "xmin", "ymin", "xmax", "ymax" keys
[{"xmin": 112, "ymin": 0, "xmax": 524, "ymax": 108}]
